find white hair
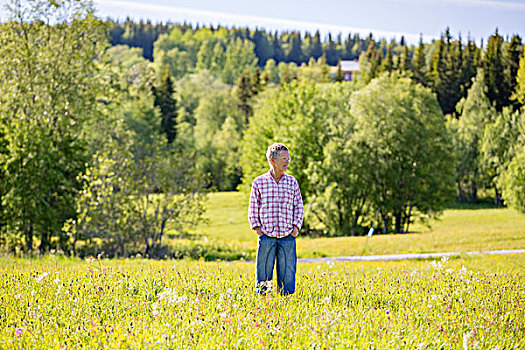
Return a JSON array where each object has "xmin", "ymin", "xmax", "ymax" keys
[{"xmin": 266, "ymin": 143, "xmax": 289, "ymax": 166}]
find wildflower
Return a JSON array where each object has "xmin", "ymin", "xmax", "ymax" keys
[
  {"xmin": 35, "ymin": 272, "xmax": 48, "ymax": 283},
  {"xmin": 463, "ymin": 331, "xmax": 472, "ymax": 350},
  {"xmin": 54, "ymin": 278, "xmax": 60, "ymax": 284},
  {"xmin": 15, "ymin": 328, "xmax": 24, "ymax": 336}
]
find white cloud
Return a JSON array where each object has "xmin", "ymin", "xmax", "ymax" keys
[
  {"xmin": 387, "ymin": 0, "xmax": 525, "ymax": 11},
  {"xmin": 94, "ymin": 0, "xmax": 433, "ymax": 44}
]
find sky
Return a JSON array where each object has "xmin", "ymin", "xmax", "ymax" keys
[
  {"xmin": 91, "ymin": 0, "xmax": 525, "ymax": 44},
  {"xmin": 1, "ymin": 0, "xmax": 524, "ymax": 44}
]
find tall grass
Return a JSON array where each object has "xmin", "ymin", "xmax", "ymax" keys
[{"xmin": 1, "ymin": 254, "xmax": 523, "ymax": 348}]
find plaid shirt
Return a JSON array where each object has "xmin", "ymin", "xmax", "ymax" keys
[{"xmin": 248, "ymin": 170, "xmax": 304, "ymax": 238}]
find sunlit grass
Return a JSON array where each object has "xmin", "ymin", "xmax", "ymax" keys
[
  {"xmin": 178, "ymin": 192, "xmax": 525, "ymax": 259},
  {"xmin": 1, "ymin": 254, "xmax": 523, "ymax": 348}
]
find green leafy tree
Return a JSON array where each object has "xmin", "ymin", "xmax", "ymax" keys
[
  {"xmin": 0, "ymin": 0, "xmax": 107, "ymax": 252},
  {"xmin": 480, "ymin": 107, "xmax": 522, "ymax": 205},
  {"xmin": 497, "ymin": 110, "xmax": 525, "ymax": 212},
  {"xmin": 351, "ymin": 73, "xmax": 454, "ymax": 233},
  {"xmin": 71, "ymin": 121, "xmax": 206, "ymax": 257},
  {"xmin": 210, "ymin": 42, "xmax": 226, "ymax": 76},
  {"xmin": 451, "ymin": 69, "xmax": 497, "ymax": 202},
  {"xmin": 194, "ymin": 89, "xmax": 241, "ymax": 190},
  {"xmin": 303, "ymin": 84, "xmax": 370, "ymax": 236},
  {"xmin": 196, "ymin": 40, "xmax": 215, "ymax": 71},
  {"xmin": 240, "ymin": 81, "xmax": 334, "ymax": 205},
  {"xmin": 261, "ymin": 59, "xmax": 280, "ymax": 85},
  {"xmin": 221, "ymin": 38, "xmax": 258, "ymax": 84},
  {"xmin": 153, "ymin": 34, "xmax": 192, "ymax": 79}
]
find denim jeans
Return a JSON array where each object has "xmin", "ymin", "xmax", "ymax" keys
[{"xmin": 255, "ymin": 234, "xmax": 297, "ymax": 295}]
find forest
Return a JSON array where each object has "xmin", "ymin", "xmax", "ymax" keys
[{"xmin": 0, "ymin": 0, "xmax": 524, "ymax": 257}]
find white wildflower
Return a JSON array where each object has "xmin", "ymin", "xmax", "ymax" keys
[
  {"xmin": 158, "ymin": 289, "xmax": 188, "ymax": 305},
  {"xmin": 321, "ymin": 296, "xmax": 332, "ymax": 304},
  {"xmin": 35, "ymin": 272, "xmax": 48, "ymax": 283},
  {"xmin": 463, "ymin": 331, "xmax": 472, "ymax": 350}
]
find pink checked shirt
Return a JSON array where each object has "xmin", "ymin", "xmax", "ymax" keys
[{"xmin": 248, "ymin": 170, "xmax": 304, "ymax": 238}]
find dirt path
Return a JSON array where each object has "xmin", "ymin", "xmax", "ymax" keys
[{"xmin": 297, "ymin": 249, "xmax": 525, "ymax": 263}]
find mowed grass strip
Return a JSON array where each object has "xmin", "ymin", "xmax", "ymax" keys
[
  {"xmin": 180, "ymin": 192, "xmax": 525, "ymax": 259},
  {"xmin": 1, "ymin": 254, "xmax": 524, "ymax": 349}
]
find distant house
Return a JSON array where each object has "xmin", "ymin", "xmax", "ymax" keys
[{"xmin": 332, "ymin": 60, "xmax": 360, "ymax": 81}]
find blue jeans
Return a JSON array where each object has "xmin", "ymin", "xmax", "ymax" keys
[{"xmin": 255, "ymin": 234, "xmax": 297, "ymax": 295}]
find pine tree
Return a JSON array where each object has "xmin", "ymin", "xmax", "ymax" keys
[
  {"xmin": 504, "ymin": 34, "xmax": 522, "ymax": 108},
  {"xmin": 359, "ymin": 41, "xmax": 382, "ymax": 83},
  {"xmin": 252, "ymin": 29, "xmax": 273, "ymax": 67},
  {"xmin": 287, "ymin": 32, "xmax": 304, "ymax": 64},
  {"xmin": 429, "ymin": 31, "xmax": 463, "ymax": 115},
  {"xmin": 484, "ymin": 31, "xmax": 506, "ymax": 111},
  {"xmin": 412, "ymin": 35, "xmax": 427, "ymax": 86},
  {"xmin": 343, "ymin": 33, "xmax": 354, "ymax": 60},
  {"xmin": 153, "ymin": 66, "xmax": 177, "ymax": 143},
  {"xmin": 323, "ymin": 34, "xmax": 338, "ymax": 66},
  {"xmin": 514, "ymin": 46, "xmax": 525, "ymax": 105},
  {"xmin": 272, "ymin": 33, "xmax": 285, "ymax": 63},
  {"xmin": 310, "ymin": 31, "xmax": 323, "ymax": 60},
  {"xmin": 380, "ymin": 43, "xmax": 394, "ymax": 73},
  {"xmin": 460, "ymin": 37, "xmax": 478, "ymax": 98},
  {"xmin": 397, "ymin": 43, "xmax": 411, "ymax": 73},
  {"xmin": 335, "ymin": 59, "xmax": 344, "ymax": 82},
  {"xmin": 251, "ymin": 67, "xmax": 261, "ymax": 95},
  {"xmin": 236, "ymin": 69, "xmax": 254, "ymax": 125}
]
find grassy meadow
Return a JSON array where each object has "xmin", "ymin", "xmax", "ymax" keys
[
  {"xmin": 1, "ymin": 254, "xmax": 524, "ymax": 349},
  {"xmin": 174, "ymin": 191, "xmax": 525, "ymax": 260}
]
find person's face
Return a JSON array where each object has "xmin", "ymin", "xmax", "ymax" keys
[{"xmin": 271, "ymin": 150, "xmax": 290, "ymax": 174}]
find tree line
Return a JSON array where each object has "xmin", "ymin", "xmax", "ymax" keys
[
  {"xmin": 107, "ymin": 18, "xmax": 370, "ymax": 65},
  {"xmin": 1, "ymin": 0, "xmax": 524, "ymax": 257}
]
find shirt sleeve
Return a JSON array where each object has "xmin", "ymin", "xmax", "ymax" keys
[
  {"xmin": 248, "ymin": 179, "xmax": 262, "ymax": 230},
  {"xmin": 292, "ymin": 180, "xmax": 304, "ymax": 230}
]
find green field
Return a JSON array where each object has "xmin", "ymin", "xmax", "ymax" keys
[
  {"xmin": 180, "ymin": 191, "xmax": 525, "ymax": 259},
  {"xmin": 1, "ymin": 254, "xmax": 524, "ymax": 348}
]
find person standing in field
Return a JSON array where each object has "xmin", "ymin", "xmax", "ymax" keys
[{"xmin": 248, "ymin": 142, "xmax": 304, "ymax": 295}]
